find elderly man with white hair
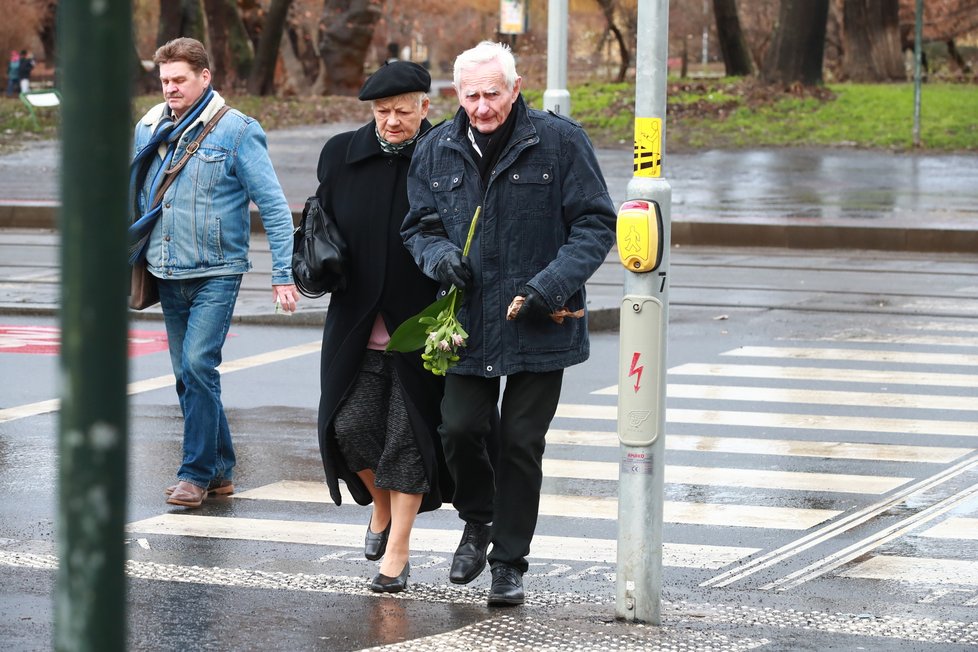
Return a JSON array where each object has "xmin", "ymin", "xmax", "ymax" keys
[{"xmin": 402, "ymin": 41, "xmax": 616, "ymax": 606}]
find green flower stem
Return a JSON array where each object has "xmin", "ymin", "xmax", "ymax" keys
[{"xmin": 462, "ymin": 206, "xmax": 481, "ymax": 257}]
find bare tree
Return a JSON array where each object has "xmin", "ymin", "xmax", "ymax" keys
[
  {"xmin": 318, "ymin": 0, "xmax": 383, "ymax": 96},
  {"xmin": 713, "ymin": 0, "xmax": 753, "ymax": 76},
  {"xmin": 762, "ymin": 0, "xmax": 831, "ymax": 85},
  {"xmin": 843, "ymin": 0, "xmax": 903, "ymax": 80},
  {"xmin": 595, "ymin": 0, "xmax": 631, "ymax": 82},
  {"xmin": 203, "ymin": 0, "xmax": 255, "ymax": 89},
  {"xmin": 158, "ymin": 0, "xmax": 206, "ymax": 45},
  {"xmin": 248, "ymin": 0, "xmax": 295, "ymax": 95}
]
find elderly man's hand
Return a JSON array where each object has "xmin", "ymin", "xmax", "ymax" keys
[
  {"xmin": 436, "ymin": 251, "xmax": 473, "ymax": 292},
  {"xmin": 514, "ymin": 288, "xmax": 551, "ymax": 321}
]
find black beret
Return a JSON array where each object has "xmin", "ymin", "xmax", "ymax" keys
[{"xmin": 358, "ymin": 61, "xmax": 431, "ymax": 101}]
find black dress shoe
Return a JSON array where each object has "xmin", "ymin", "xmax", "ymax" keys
[
  {"xmin": 364, "ymin": 519, "xmax": 390, "ymax": 561},
  {"xmin": 488, "ymin": 564, "xmax": 524, "ymax": 606},
  {"xmin": 369, "ymin": 561, "xmax": 410, "ymax": 593},
  {"xmin": 449, "ymin": 522, "xmax": 492, "ymax": 584}
]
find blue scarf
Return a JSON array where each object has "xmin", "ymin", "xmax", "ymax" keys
[{"xmin": 127, "ymin": 87, "xmax": 214, "ymax": 265}]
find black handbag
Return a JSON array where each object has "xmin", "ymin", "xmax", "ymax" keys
[{"xmin": 292, "ymin": 195, "xmax": 347, "ymax": 298}]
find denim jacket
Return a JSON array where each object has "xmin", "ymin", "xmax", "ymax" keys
[
  {"xmin": 133, "ymin": 92, "xmax": 294, "ymax": 284},
  {"xmin": 403, "ymin": 97, "xmax": 615, "ymax": 377}
]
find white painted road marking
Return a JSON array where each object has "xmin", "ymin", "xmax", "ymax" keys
[
  {"xmin": 920, "ymin": 517, "xmax": 978, "ymax": 540},
  {"xmin": 236, "ymin": 480, "xmax": 841, "ymax": 530},
  {"xmin": 839, "ymin": 555, "xmax": 978, "ymax": 586},
  {"xmin": 0, "ymin": 340, "xmax": 322, "ymax": 423},
  {"xmin": 125, "ymin": 513, "xmax": 758, "ymax": 569},
  {"xmin": 546, "ymin": 429, "xmax": 973, "ymax": 464},
  {"xmin": 556, "ymin": 403, "xmax": 978, "ymax": 438},
  {"xmin": 668, "ymin": 362, "xmax": 978, "ymax": 388},
  {"xmin": 724, "ymin": 345, "xmax": 978, "ymax": 367}
]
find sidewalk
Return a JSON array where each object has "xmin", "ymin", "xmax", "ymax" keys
[{"xmin": 0, "ymin": 127, "xmax": 976, "ymax": 325}]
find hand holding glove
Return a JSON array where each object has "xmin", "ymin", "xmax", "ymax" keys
[{"xmin": 436, "ymin": 251, "xmax": 473, "ymax": 291}]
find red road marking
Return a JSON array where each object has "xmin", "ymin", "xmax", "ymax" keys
[{"xmin": 0, "ymin": 325, "xmax": 170, "ymax": 357}]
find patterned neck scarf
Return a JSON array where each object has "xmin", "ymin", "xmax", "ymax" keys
[
  {"xmin": 375, "ymin": 128, "xmax": 418, "ymax": 155},
  {"xmin": 127, "ymin": 86, "xmax": 214, "ymax": 264}
]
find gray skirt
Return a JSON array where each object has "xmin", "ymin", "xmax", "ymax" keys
[{"xmin": 333, "ymin": 349, "xmax": 429, "ymax": 495}]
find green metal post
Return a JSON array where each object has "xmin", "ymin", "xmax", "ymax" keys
[{"xmin": 55, "ymin": 1, "xmax": 132, "ymax": 650}]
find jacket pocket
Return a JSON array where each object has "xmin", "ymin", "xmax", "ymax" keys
[
  {"xmin": 503, "ymin": 164, "xmax": 554, "ymax": 221},
  {"xmin": 429, "ymin": 171, "xmax": 467, "ymax": 227},
  {"xmin": 187, "ymin": 146, "xmax": 229, "ymax": 198}
]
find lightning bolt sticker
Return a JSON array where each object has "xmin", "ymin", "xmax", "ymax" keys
[{"xmin": 628, "ymin": 351, "xmax": 644, "ymax": 393}]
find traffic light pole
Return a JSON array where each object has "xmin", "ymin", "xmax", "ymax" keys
[{"xmin": 615, "ymin": 0, "xmax": 671, "ymax": 625}]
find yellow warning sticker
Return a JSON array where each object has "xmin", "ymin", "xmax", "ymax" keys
[{"xmin": 633, "ymin": 117, "xmax": 662, "ymax": 178}]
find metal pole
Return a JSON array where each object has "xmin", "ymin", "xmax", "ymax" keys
[
  {"xmin": 616, "ymin": 0, "xmax": 671, "ymax": 625},
  {"xmin": 912, "ymin": 0, "xmax": 923, "ymax": 148},
  {"xmin": 55, "ymin": 0, "xmax": 132, "ymax": 650},
  {"xmin": 543, "ymin": 0, "xmax": 571, "ymax": 116}
]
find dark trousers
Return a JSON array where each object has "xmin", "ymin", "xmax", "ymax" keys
[{"xmin": 439, "ymin": 370, "xmax": 563, "ymax": 573}]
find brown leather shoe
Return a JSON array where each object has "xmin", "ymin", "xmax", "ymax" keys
[
  {"xmin": 164, "ymin": 479, "xmax": 234, "ymax": 498},
  {"xmin": 166, "ymin": 481, "xmax": 208, "ymax": 508}
]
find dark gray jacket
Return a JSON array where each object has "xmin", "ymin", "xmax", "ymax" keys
[{"xmin": 403, "ymin": 96, "xmax": 616, "ymax": 377}]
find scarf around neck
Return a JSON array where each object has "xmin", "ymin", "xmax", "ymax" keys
[
  {"xmin": 375, "ymin": 127, "xmax": 419, "ymax": 155},
  {"xmin": 127, "ymin": 86, "xmax": 215, "ymax": 264}
]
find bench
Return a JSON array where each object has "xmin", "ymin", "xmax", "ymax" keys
[{"xmin": 20, "ymin": 89, "xmax": 61, "ymax": 128}]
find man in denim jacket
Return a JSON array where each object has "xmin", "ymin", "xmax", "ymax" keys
[
  {"xmin": 402, "ymin": 41, "xmax": 616, "ymax": 605},
  {"xmin": 132, "ymin": 38, "xmax": 298, "ymax": 508}
]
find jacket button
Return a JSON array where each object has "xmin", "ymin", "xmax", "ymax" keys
[
  {"xmin": 164, "ymin": 202, "xmax": 170, "ymax": 208},
  {"xmin": 453, "ymin": 177, "xmax": 459, "ymax": 183},
  {"xmin": 486, "ymin": 365, "xmax": 493, "ymax": 372},
  {"xmin": 512, "ymin": 173, "xmax": 520, "ymax": 180},
  {"xmin": 432, "ymin": 181, "xmax": 439, "ymax": 188},
  {"xmin": 543, "ymin": 173, "xmax": 550, "ymax": 180},
  {"xmin": 164, "ymin": 235, "xmax": 170, "ymax": 242},
  {"xmin": 556, "ymin": 294, "xmax": 562, "ymax": 301}
]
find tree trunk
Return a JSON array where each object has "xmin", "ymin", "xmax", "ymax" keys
[
  {"xmin": 38, "ymin": 1, "xmax": 57, "ymax": 65},
  {"xmin": 713, "ymin": 0, "xmax": 754, "ymax": 76},
  {"xmin": 842, "ymin": 0, "xmax": 904, "ymax": 81},
  {"xmin": 596, "ymin": 0, "xmax": 631, "ymax": 83},
  {"xmin": 248, "ymin": 0, "xmax": 294, "ymax": 95},
  {"xmin": 762, "ymin": 0, "xmax": 830, "ymax": 85},
  {"xmin": 287, "ymin": 3, "xmax": 322, "ymax": 84},
  {"xmin": 318, "ymin": 0, "xmax": 383, "ymax": 96},
  {"xmin": 158, "ymin": 0, "xmax": 206, "ymax": 46},
  {"xmin": 203, "ymin": 0, "xmax": 255, "ymax": 90},
  {"xmin": 278, "ymin": 25, "xmax": 312, "ymax": 96},
  {"xmin": 946, "ymin": 38, "xmax": 972, "ymax": 74}
]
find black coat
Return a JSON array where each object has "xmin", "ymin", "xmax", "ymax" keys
[{"xmin": 315, "ymin": 119, "xmax": 451, "ymax": 513}]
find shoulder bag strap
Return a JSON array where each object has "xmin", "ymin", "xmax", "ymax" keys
[{"xmin": 152, "ymin": 105, "xmax": 231, "ymax": 205}]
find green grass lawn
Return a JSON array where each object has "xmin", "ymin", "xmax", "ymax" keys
[{"xmin": 2, "ymin": 80, "xmax": 975, "ymax": 154}]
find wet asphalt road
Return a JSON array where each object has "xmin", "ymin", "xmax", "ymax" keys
[{"xmin": 2, "ymin": 245, "xmax": 978, "ymax": 650}]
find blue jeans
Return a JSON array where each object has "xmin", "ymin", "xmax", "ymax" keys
[{"xmin": 158, "ymin": 274, "xmax": 242, "ymax": 489}]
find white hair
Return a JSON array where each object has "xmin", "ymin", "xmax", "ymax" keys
[{"xmin": 453, "ymin": 41, "xmax": 518, "ymax": 91}]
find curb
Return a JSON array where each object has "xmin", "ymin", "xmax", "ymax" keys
[
  {"xmin": 4, "ymin": 203, "xmax": 976, "ymax": 254},
  {"xmin": 671, "ymin": 220, "xmax": 978, "ymax": 254}
]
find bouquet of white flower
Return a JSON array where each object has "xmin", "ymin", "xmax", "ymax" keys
[{"xmin": 386, "ymin": 207, "xmax": 481, "ymax": 376}]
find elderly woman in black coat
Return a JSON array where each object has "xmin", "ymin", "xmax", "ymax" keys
[{"xmin": 315, "ymin": 61, "xmax": 450, "ymax": 593}]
